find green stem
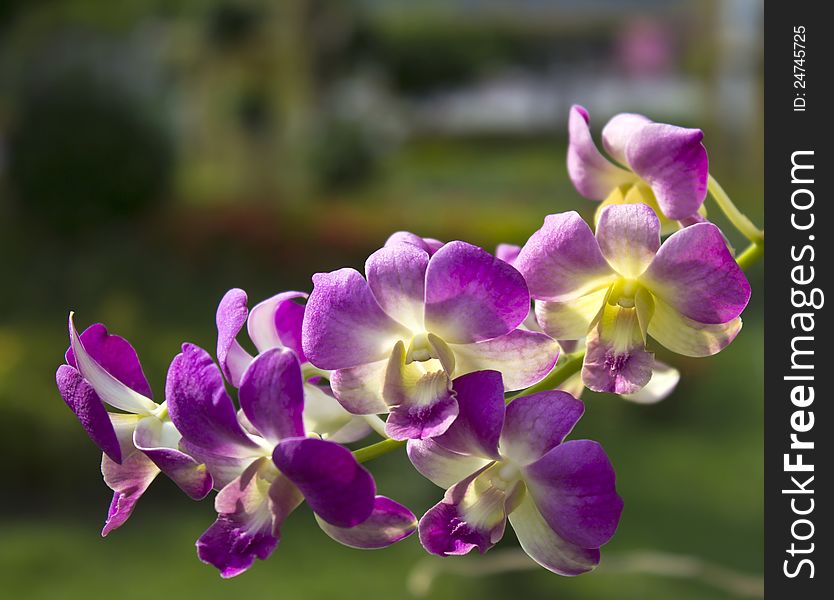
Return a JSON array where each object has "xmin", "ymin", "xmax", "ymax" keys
[
  {"xmin": 707, "ymin": 175, "xmax": 764, "ymax": 244},
  {"xmin": 735, "ymin": 241, "xmax": 764, "ymax": 271},
  {"xmin": 506, "ymin": 351, "xmax": 584, "ymax": 402},
  {"xmin": 353, "ymin": 438, "xmax": 406, "ymax": 463}
]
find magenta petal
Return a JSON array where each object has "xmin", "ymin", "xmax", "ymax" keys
[
  {"xmin": 500, "ymin": 390, "xmax": 585, "ymax": 465},
  {"xmin": 216, "ymin": 289, "xmax": 254, "ymax": 387},
  {"xmin": 65, "ymin": 323, "xmax": 152, "ymax": 398},
  {"xmin": 595, "ymin": 203, "xmax": 660, "ymax": 278},
  {"xmin": 625, "ymin": 123, "xmax": 708, "ymax": 220},
  {"xmin": 495, "ymin": 243, "xmax": 521, "ymax": 266},
  {"xmin": 56, "ymin": 365, "xmax": 121, "ymax": 463},
  {"xmin": 247, "ymin": 291, "xmax": 308, "ymax": 361},
  {"xmin": 433, "ymin": 370, "xmax": 504, "ymax": 459},
  {"xmin": 424, "ymin": 241, "xmax": 530, "ymax": 344},
  {"xmin": 272, "ymin": 437, "xmax": 375, "ymax": 528},
  {"xmin": 166, "ymin": 343, "xmax": 260, "ymax": 456},
  {"xmin": 643, "ymin": 223, "xmax": 751, "ymax": 324},
  {"xmin": 523, "ymin": 440, "xmax": 623, "ymax": 549},
  {"xmin": 239, "ymin": 349, "xmax": 305, "ymax": 444},
  {"xmin": 132, "ymin": 420, "xmax": 212, "ymax": 500},
  {"xmin": 385, "ymin": 395, "xmax": 459, "ymax": 441},
  {"xmin": 514, "ymin": 212, "xmax": 615, "ymax": 302},
  {"xmin": 582, "ymin": 326, "xmax": 654, "ymax": 395},
  {"xmin": 601, "ymin": 112, "xmax": 651, "ymax": 164},
  {"xmin": 385, "ymin": 231, "xmax": 444, "ymax": 256},
  {"xmin": 317, "ymin": 496, "xmax": 417, "ymax": 549},
  {"xmin": 567, "ymin": 105, "xmax": 634, "ymax": 200},
  {"xmin": 366, "ymin": 243, "xmax": 429, "ymax": 331},
  {"xmin": 303, "ymin": 269, "xmax": 410, "ymax": 370},
  {"xmin": 101, "ymin": 449, "xmax": 160, "ymax": 536}
]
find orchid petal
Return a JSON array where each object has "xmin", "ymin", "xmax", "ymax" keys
[
  {"xmin": 621, "ymin": 361, "xmax": 680, "ymax": 404},
  {"xmin": 56, "ymin": 365, "xmax": 121, "ymax": 463},
  {"xmin": 272, "ymin": 437, "xmax": 375, "ymax": 528},
  {"xmin": 302, "ymin": 382, "xmax": 371, "ymax": 443},
  {"xmin": 596, "ymin": 203, "xmax": 660, "ymax": 278},
  {"xmin": 316, "ymin": 496, "xmax": 417, "ymax": 549},
  {"xmin": 567, "ymin": 105, "xmax": 636, "ymax": 200},
  {"xmin": 450, "ymin": 330, "xmax": 560, "ymax": 391},
  {"xmin": 330, "ymin": 360, "xmax": 389, "ymax": 415},
  {"xmin": 514, "ymin": 212, "xmax": 617, "ymax": 302},
  {"xmin": 625, "ymin": 123, "xmax": 708, "ymax": 220},
  {"xmin": 216, "ymin": 289, "xmax": 254, "ymax": 387},
  {"xmin": 508, "ymin": 493, "xmax": 600, "ymax": 576},
  {"xmin": 385, "ymin": 231, "xmax": 444, "ymax": 256},
  {"xmin": 495, "ymin": 243, "xmax": 521, "ymax": 266},
  {"xmin": 366, "ymin": 242, "xmax": 429, "ymax": 332},
  {"xmin": 239, "ymin": 349, "xmax": 305, "ymax": 444},
  {"xmin": 523, "ymin": 440, "xmax": 623, "ymax": 549},
  {"xmin": 594, "ymin": 183, "xmax": 680, "ymax": 236},
  {"xmin": 424, "ymin": 241, "xmax": 530, "ymax": 344},
  {"xmin": 601, "ymin": 112, "xmax": 651, "ymax": 164},
  {"xmin": 499, "ymin": 390, "xmax": 585, "ymax": 465},
  {"xmin": 303, "ymin": 269, "xmax": 411, "ymax": 370},
  {"xmin": 68, "ymin": 315, "xmax": 157, "ymax": 415},
  {"xmin": 407, "ymin": 438, "xmax": 492, "ymax": 489},
  {"xmin": 247, "ymin": 291, "xmax": 308, "ymax": 359},
  {"xmin": 432, "ymin": 370, "xmax": 504, "ymax": 459},
  {"xmin": 647, "ymin": 296, "xmax": 742, "ymax": 357},
  {"xmin": 534, "ymin": 289, "xmax": 608, "ymax": 340},
  {"xmin": 642, "ymin": 223, "xmax": 751, "ymax": 324}
]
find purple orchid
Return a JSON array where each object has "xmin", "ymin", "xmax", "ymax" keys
[
  {"xmin": 55, "ymin": 315, "xmax": 212, "ymax": 535},
  {"xmin": 514, "ymin": 204, "xmax": 750, "ymax": 394},
  {"xmin": 301, "ymin": 234, "xmax": 560, "ymax": 441},
  {"xmin": 410, "ymin": 370, "xmax": 622, "ymax": 575},
  {"xmin": 567, "ymin": 104, "xmax": 709, "ymax": 228},
  {"xmin": 166, "ymin": 343, "xmax": 417, "ymax": 578},
  {"xmin": 215, "ymin": 288, "xmax": 370, "ymax": 443}
]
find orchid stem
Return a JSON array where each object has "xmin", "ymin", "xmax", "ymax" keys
[
  {"xmin": 707, "ymin": 175, "xmax": 764, "ymax": 245},
  {"xmin": 735, "ymin": 241, "xmax": 764, "ymax": 271},
  {"xmin": 506, "ymin": 351, "xmax": 584, "ymax": 402},
  {"xmin": 353, "ymin": 438, "xmax": 405, "ymax": 463}
]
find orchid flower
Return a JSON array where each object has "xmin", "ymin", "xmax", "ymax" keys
[
  {"xmin": 215, "ymin": 288, "xmax": 370, "ymax": 443},
  {"xmin": 514, "ymin": 204, "xmax": 750, "ymax": 394},
  {"xmin": 166, "ymin": 343, "xmax": 417, "ymax": 578},
  {"xmin": 302, "ymin": 234, "xmax": 560, "ymax": 441},
  {"xmin": 55, "ymin": 316, "xmax": 212, "ymax": 535},
  {"xmin": 409, "ymin": 370, "xmax": 622, "ymax": 575},
  {"xmin": 567, "ymin": 104, "xmax": 709, "ymax": 230}
]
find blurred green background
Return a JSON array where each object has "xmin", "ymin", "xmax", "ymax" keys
[{"xmin": 0, "ymin": 1, "xmax": 763, "ymax": 598}]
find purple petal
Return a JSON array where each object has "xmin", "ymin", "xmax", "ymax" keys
[
  {"xmin": 330, "ymin": 361, "xmax": 389, "ymax": 415},
  {"xmin": 647, "ymin": 297, "xmax": 743, "ymax": 357},
  {"xmin": 533, "ymin": 290, "xmax": 608, "ymax": 340},
  {"xmin": 247, "ymin": 291, "xmax": 308, "ymax": 361},
  {"xmin": 239, "ymin": 349, "xmax": 305, "ymax": 444},
  {"xmin": 625, "ymin": 123, "xmax": 708, "ymax": 220},
  {"xmin": 196, "ymin": 459, "xmax": 289, "ymax": 578},
  {"xmin": 433, "ymin": 370, "xmax": 504, "ymax": 459},
  {"xmin": 65, "ymin": 323, "xmax": 153, "ymax": 398},
  {"xmin": 303, "ymin": 382, "xmax": 372, "ymax": 443},
  {"xmin": 216, "ymin": 288, "xmax": 254, "ymax": 387},
  {"xmin": 596, "ymin": 203, "xmax": 660, "ymax": 278},
  {"xmin": 450, "ymin": 330, "xmax": 560, "ymax": 391},
  {"xmin": 509, "ymin": 493, "xmax": 600, "ymax": 576},
  {"xmin": 166, "ymin": 343, "xmax": 260, "ymax": 456},
  {"xmin": 495, "ymin": 243, "xmax": 521, "ymax": 266},
  {"xmin": 67, "ymin": 315, "xmax": 157, "ymax": 414},
  {"xmin": 316, "ymin": 496, "xmax": 417, "ymax": 549},
  {"xmin": 302, "ymin": 269, "xmax": 410, "ymax": 370},
  {"xmin": 523, "ymin": 440, "xmax": 623, "ymax": 549},
  {"xmin": 366, "ymin": 243, "xmax": 429, "ymax": 331},
  {"xmin": 582, "ymin": 305, "xmax": 654, "ymax": 394},
  {"xmin": 407, "ymin": 438, "xmax": 492, "ymax": 489},
  {"xmin": 424, "ymin": 241, "xmax": 530, "ymax": 344},
  {"xmin": 567, "ymin": 105, "xmax": 635, "ymax": 200},
  {"xmin": 642, "ymin": 223, "xmax": 751, "ymax": 324},
  {"xmin": 56, "ymin": 365, "xmax": 121, "ymax": 463},
  {"xmin": 385, "ymin": 231, "xmax": 444, "ymax": 256},
  {"xmin": 417, "ymin": 466, "xmax": 512, "ymax": 557},
  {"xmin": 382, "ymin": 342, "xmax": 458, "ymax": 441},
  {"xmin": 514, "ymin": 212, "xmax": 616, "ymax": 302},
  {"xmin": 101, "ymin": 447, "xmax": 160, "ymax": 536},
  {"xmin": 601, "ymin": 112, "xmax": 651, "ymax": 164},
  {"xmin": 133, "ymin": 417, "xmax": 213, "ymax": 500},
  {"xmin": 272, "ymin": 437, "xmax": 375, "ymax": 528},
  {"xmin": 500, "ymin": 390, "xmax": 585, "ymax": 465}
]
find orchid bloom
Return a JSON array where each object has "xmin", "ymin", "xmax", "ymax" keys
[
  {"xmin": 567, "ymin": 104, "xmax": 709, "ymax": 230},
  {"xmin": 514, "ymin": 204, "xmax": 750, "ymax": 394},
  {"xmin": 215, "ymin": 288, "xmax": 370, "ymax": 443},
  {"xmin": 302, "ymin": 234, "xmax": 560, "ymax": 441},
  {"xmin": 166, "ymin": 343, "xmax": 417, "ymax": 578},
  {"xmin": 55, "ymin": 316, "xmax": 212, "ymax": 535},
  {"xmin": 409, "ymin": 370, "xmax": 622, "ymax": 575}
]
